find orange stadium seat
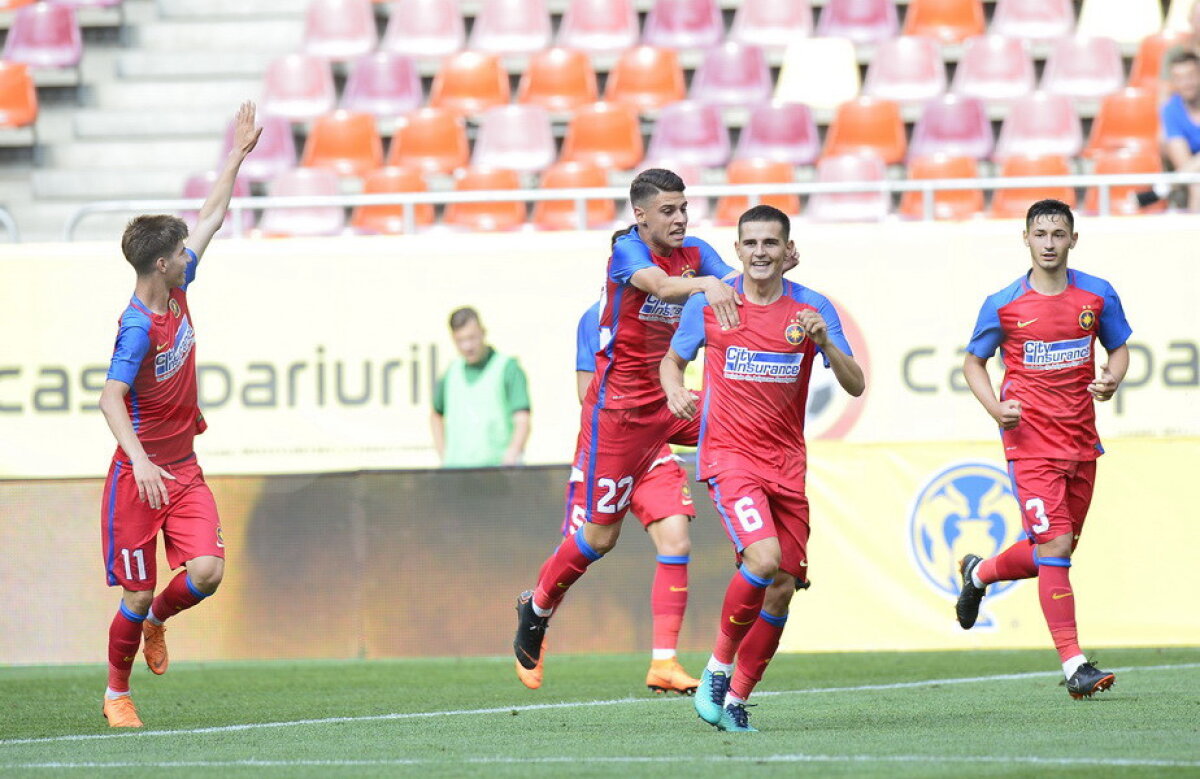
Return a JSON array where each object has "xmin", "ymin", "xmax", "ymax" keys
[
  {"xmin": 806, "ymin": 151, "xmax": 890, "ymax": 222},
  {"xmin": 605, "ymin": 46, "xmax": 686, "ymax": 113},
  {"xmin": 990, "ymin": 0, "xmax": 1075, "ymax": 42},
  {"xmin": 300, "ymin": 110, "xmax": 384, "ymax": 179},
  {"xmin": 689, "ymin": 41, "xmax": 773, "ymax": 109},
  {"xmin": 862, "ymin": 35, "xmax": 948, "ymax": 106},
  {"xmin": 444, "ymin": 167, "xmax": 527, "ymax": 232},
  {"xmin": 903, "ymin": 0, "xmax": 985, "ymax": 44},
  {"xmin": 899, "ymin": 155, "xmax": 984, "ymax": 220},
  {"xmin": 734, "ymin": 101, "xmax": 821, "ymax": 165},
  {"xmin": 823, "ymin": 96, "xmax": 907, "ymax": 165},
  {"xmin": 350, "ymin": 166, "xmax": 435, "ymax": 234},
  {"xmin": 729, "ymin": 0, "xmax": 814, "ymax": 51},
  {"xmin": 516, "ymin": 47, "xmax": 599, "ymax": 113},
  {"xmin": 1084, "ymin": 147, "xmax": 1166, "ymax": 215},
  {"xmin": 642, "ymin": 0, "xmax": 724, "ymax": 50},
  {"xmin": 340, "ymin": 52, "xmax": 423, "ymax": 119},
  {"xmin": 557, "ymin": 0, "xmax": 639, "ymax": 55},
  {"xmin": 1083, "ymin": 87, "xmax": 1160, "ymax": 159},
  {"xmin": 0, "ymin": 62, "xmax": 38, "ymax": 128},
  {"xmin": 715, "ymin": 158, "xmax": 800, "ymax": 225},
  {"xmin": 1129, "ymin": 30, "xmax": 1192, "ymax": 91},
  {"xmin": 0, "ymin": 0, "xmax": 36, "ymax": 9},
  {"xmin": 645, "ymin": 100, "xmax": 731, "ymax": 168},
  {"xmin": 993, "ymin": 91, "xmax": 1083, "ymax": 161},
  {"xmin": 380, "ymin": 0, "xmax": 465, "ymax": 58},
  {"xmin": 816, "ymin": 0, "xmax": 899, "ymax": 44},
  {"xmin": 182, "ymin": 172, "xmax": 254, "ymax": 237},
  {"xmin": 560, "ymin": 101, "xmax": 644, "ymax": 170},
  {"xmin": 220, "ymin": 114, "xmax": 296, "ymax": 184},
  {"xmin": 260, "ymin": 53, "xmax": 337, "ymax": 122},
  {"xmin": 990, "ymin": 154, "xmax": 1076, "ymax": 219},
  {"xmin": 471, "ymin": 104, "xmax": 557, "ymax": 173},
  {"xmin": 950, "ymin": 35, "xmax": 1036, "ymax": 104},
  {"xmin": 1041, "ymin": 35, "xmax": 1124, "ymax": 101},
  {"xmin": 532, "ymin": 161, "xmax": 616, "ymax": 230},
  {"xmin": 2, "ymin": 2, "xmax": 82, "ymax": 69},
  {"xmin": 775, "ymin": 37, "xmax": 861, "ymax": 109},
  {"xmin": 909, "ymin": 95, "xmax": 993, "ymax": 160},
  {"xmin": 259, "ymin": 168, "xmax": 346, "ymax": 237},
  {"xmin": 387, "ymin": 107, "xmax": 470, "ymax": 175},
  {"xmin": 469, "ymin": 0, "xmax": 552, "ymax": 56},
  {"xmin": 302, "ymin": 0, "xmax": 377, "ymax": 61},
  {"xmin": 1077, "ymin": 0, "xmax": 1163, "ymax": 47},
  {"xmin": 429, "ymin": 51, "xmax": 511, "ymax": 116}
]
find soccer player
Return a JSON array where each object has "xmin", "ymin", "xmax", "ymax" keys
[
  {"xmin": 512, "ymin": 168, "xmax": 741, "ymax": 690},
  {"xmin": 956, "ymin": 199, "xmax": 1131, "ymax": 700},
  {"xmin": 661, "ymin": 205, "xmax": 864, "ymax": 732},
  {"xmin": 96, "ymin": 102, "xmax": 261, "ymax": 727}
]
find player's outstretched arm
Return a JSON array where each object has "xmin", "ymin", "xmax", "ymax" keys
[
  {"xmin": 659, "ymin": 349, "xmax": 697, "ymax": 420},
  {"xmin": 630, "ymin": 267, "xmax": 741, "ymax": 329},
  {"xmin": 963, "ymin": 353, "xmax": 1021, "ymax": 429},
  {"xmin": 99, "ymin": 379, "xmax": 176, "ymax": 509},
  {"xmin": 187, "ymin": 101, "xmax": 262, "ymax": 260},
  {"xmin": 1089, "ymin": 343, "xmax": 1129, "ymax": 402}
]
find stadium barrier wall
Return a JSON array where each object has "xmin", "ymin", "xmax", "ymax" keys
[
  {"xmin": 3, "ymin": 438, "xmax": 1196, "ymax": 665},
  {"xmin": 0, "ymin": 217, "xmax": 1196, "ymax": 479}
]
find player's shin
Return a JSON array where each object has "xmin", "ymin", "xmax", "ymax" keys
[
  {"xmin": 977, "ymin": 541, "xmax": 1038, "ymax": 584},
  {"xmin": 533, "ymin": 528, "xmax": 603, "ymax": 612},
  {"xmin": 107, "ymin": 602, "xmax": 145, "ymax": 694},
  {"xmin": 149, "ymin": 571, "xmax": 209, "ymax": 623},
  {"xmin": 729, "ymin": 610, "xmax": 787, "ymax": 701},
  {"xmin": 713, "ymin": 567, "xmax": 771, "ymax": 664},
  {"xmin": 1037, "ymin": 557, "xmax": 1082, "ymax": 663},
  {"xmin": 651, "ymin": 555, "xmax": 688, "ymax": 654}
]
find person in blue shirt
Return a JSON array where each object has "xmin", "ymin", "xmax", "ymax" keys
[{"xmin": 1161, "ymin": 50, "xmax": 1200, "ymax": 211}]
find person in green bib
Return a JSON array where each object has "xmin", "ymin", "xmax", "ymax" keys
[{"xmin": 431, "ymin": 306, "xmax": 531, "ymax": 467}]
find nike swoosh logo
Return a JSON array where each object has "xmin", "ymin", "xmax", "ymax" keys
[
  {"xmin": 556, "ymin": 582, "xmax": 568, "ymax": 589},
  {"xmin": 669, "ymin": 586, "xmax": 688, "ymax": 592},
  {"xmin": 156, "ymin": 342, "xmax": 170, "ymax": 351},
  {"xmin": 1017, "ymin": 319, "xmax": 1038, "ymax": 328},
  {"xmin": 1052, "ymin": 592, "xmax": 1073, "ymax": 600},
  {"xmin": 729, "ymin": 616, "xmax": 755, "ymax": 626}
]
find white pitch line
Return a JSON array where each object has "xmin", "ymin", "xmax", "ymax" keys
[{"xmin": 2, "ymin": 662, "xmax": 1197, "ymax": 748}]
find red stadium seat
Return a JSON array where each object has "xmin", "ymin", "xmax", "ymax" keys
[
  {"xmin": 1041, "ymin": 35, "xmax": 1124, "ymax": 101},
  {"xmin": 302, "ymin": 0, "xmax": 377, "ymax": 61},
  {"xmin": 429, "ymin": 51, "xmax": 511, "ymax": 116},
  {"xmin": 734, "ymin": 101, "xmax": 821, "ymax": 166},
  {"xmin": 471, "ymin": 104, "xmax": 557, "ymax": 174},
  {"xmin": 340, "ymin": 52, "xmax": 423, "ymax": 119},
  {"xmin": 560, "ymin": 101, "xmax": 644, "ymax": 170},
  {"xmin": 605, "ymin": 46, "xmax": 686, "ymax": 112},
  {"xmin": 387, "ymin": 107, "xmax": 470, "ymax": 175},
  {"xmin": 380, "ymin": 0, "xmax": 465, "ymax": 58},
  {"xmin": 2, "ymin": 3, "xmax": 82, "ymax": 69},
  {"xmin": 260, "ymin": 54, "xmax": 337, "ymax": 122},
  {"xmin": 350, "ymin": 166, "xmax": 435, "ymax": 234},
  {"xmin": 993, "ymin": 92, "xmax": 1083, "ymax": 161},
  {"xmin": 300, "ymin": 110, "xmax": 384, "ymax": 179},
  {"xmin": 259, "ymin": 168, "xmax": 346, "ymax": 237},
  {"xmin": 715, "ymin": 158, "xmax": 800, "ymax": 225},
  {"xmin": 444, "ymin": 167, "xmax": 527, "ymax": 232},
  {"xmin": 220, "ymin": 114, "xmax": 296, "ymax": 184},
  {"xmin": 557, "ymin": 0, "xmax": 639, "ymax": 55},
  {"xmin": 816, "ymin": 0, "xmax": 899, "ymax": 45},
  {"xmin": 807, "ymin": 151, "xmax": 890, "ymax": 222},
  {"xmin": 729, "ymin": 0, "xmax": 814, "ymax": 51},
  {"xmin": 908, "ymin": 95, "xmax": 993, "ymax": 161},
  {"xmin": 950, "ymin": 35, "xmax": 1036, "ymax": 104},
  {"xmin": 862, "ymin": 36, "xmax": 947, "ymax": 106},
  {"xmin": 516, "ymin": 47, "xmax": 599, "ymax": 113},
  {"xmin": 642, "ymin": 0, "xmax": 724, "ymax": 50},
  {"xmin": 689, "ymin": 42, "xmax": 773, "ymax": 109},
  {"xmin": 0, "ymin": 62, "xmax": 38, "ymax": 128},
  {"xmin": 1129, "ymin": 30, "xmax": 1192, "ymax": 91},
  {"xmin": 822, "ymin": 96, "xmax": 907, "ymax": 165},
  {"xmin": 899, "ymin": 155, "xmax": 984, "ymax": 220},
  {"xmin": 990, "ymin": 0, "xmax": 1075, "ymax": 42},
  {"xmin": 532, "ymin": 161, "xmax": 616, "ymax": 230},
  {"xmin": 903, "ymin": 0, "xmax": 985, "ymax": 44},
  {"xmin": 645, "ymin": 100, "xmax": 731, "ymax": 168},
  {"xmin": 469, "ymin": 0, "xmax": 552, "ymax": 56},
  {"xmin": 990, "ymin": 154, "xmax": 1076, "ymax": 219},
  {"xmin": 1083, "ymin": 87, "xmax": 1160, "ymax": 158},
  {"xmin": 1085, "ymin": 147, "xmax": 1166, "ymax": 215}
]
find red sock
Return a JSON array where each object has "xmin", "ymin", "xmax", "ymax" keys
[
  {"xmin": 977, "ymin": 541, "xmax": 1038, "ymax": 585},
  {"xmin": 651, "ymin": 555, "xmax": 688, "ymax": 652},
  {"xmin": 150, "ymin": 572, "xmax": 207, "ymax": 622},
  {"xmin": 533, "ymin": 529, "xmax": 602, "ymax": 612},
  {"xmin": 713, "ymin": 567, "xmax": 770, "ymax": 664},
  {"xmin": 730, "ymin": 610, "xmax": 786, "ymax": 701},
  {"xmin": 107, "ymin": 603, "xmax": 145, "ymax": 693},
  {"xmin": 1038, "ymin": 561, "xmax": 1081, "ymax": 662}
]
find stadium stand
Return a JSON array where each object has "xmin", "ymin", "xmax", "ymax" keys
[
  {"xmin": 470, "ymin": 104, "xmax": 557, "ymax": 174},
  {"xmin": 822, "ymin": 96, "xmax": 908, "ymax": 165},
  {"xmin": 301, "ymin": 0, "xmax": 376, "ymax": 62},
  {"xmin": 728, "ymin": 0, "xmax": 813, "ymax": 50},
  {"xmin": 1076, "ymin": 0, "xmax": 1164, "ymax": 46},
  {"xmin": 1084, "ymin": 146, "xmax": 1167, "ymax": 215},
  {"xmin": 468, "ymin": 0, "xmax": 552, "ymax": 56},
  {"xmin": 993, "ymin": 91, "xmax": 1084, "ymax": 161},
  {"xmin": 908, "ymin": 95, "xmax": 994, "ymax": 160},
  {"xmin": 1082, "ymin": 87, "xmax": 1160, "ymax": 158},
  {"xmin": 428, "ymin": 51, "xmax": 510, "ymax": 116},
  {"xmin": 715, "ymin": 157, "xmax": 801, "ymax": 224},
  {"xmin": 181, "ymin": 170, "xmax": 253, "ymax": 237},
  {"xmin": 688, "ymin": 41, "xmax": 773, "ymax": 108},
  {"xmin": 806, "ymin": 151, "xmax": 890, "ymax": 222},
  {"xmin": 815, "ymin": 0, "xmax": 900, "ymax": 44},
  {"xmin": 0, "ymin": 60, "xmax": 36, "ymax": 129},
  {"xmin": 2, "ymin": 2, "xmax": 82, "ymax": 70},
  {"xmin": 350, "ymin": 165, "xmax": 435, "ymax": 234},
  {"xmin": 219, "ymin": 113, "xmax": 296, "ymax": 184},
  {"xmin": 258, "ymin": 167, "xmax": 345, "ymax": 237},
  {"xmin": 902, "ymin": 0, "xmax": 986, "ymax": 44},
  {"xmin": 339, "ymin": 51, "xmax": 423, "ymax": 120},
  {"xmin": 642, "ymin": 0, "xmax": 725, "ymax": 50},
  {"xmin": 899, "ymin": 154, "xmax": 985, "ymax": 219},
  {"xmin": 605, "ymin": 45, "xmax": 687, "ymax": 112},
  {"xmin": 379, "ymin": 0, "xmax": 464, "ymax": 58},
  {"xmin": 516, "ymin": 46, "xmax": 599, "ymax": 112},
  {"xmin": 531, "ymin": 160, "xmax": 616, "ymax": 230},
  {"xmin": 645, "ymin": 100, "xmax": 731, "ymax": 168},
  {"xmin": 733, "ymin": 100, "xmax": 821, "ymax": 165},
  {"xmin": 443, "ymin": 166, "xmax": 527, "ymax": 231},
  {"xmin": 386, "ymin": 107, "xmax": 470, "ymax": 175},
  {"xmin": 950, "ymin": 35, "xmax": 1036, "ymax": 104},
  {"xmin": 989, "ymin": 0, "xmax": 1075, "ymax": 42},
  {"xmin": 300, "ymin": 109, "xmax": 384, "ymax": 179},
  {"xmin": 1129, "ymin": 29, "xmax": 1192, "ymax": 90},
  {"xmin": 774, "ymin": 36, "xmax": 860, "ymax": 109},
  {"xmin": 260, "ymin": 53, "xmax": 337, "ymax": 122},
  {"xmin": 989, "ymin": 154, "xmax": 1077, "ymax": 218},
  {"xmin": 1040, "ymin": 35, "xmax": 1125, "ymax": 101},
  {"xmin": 559, "ymin": 100, "xmax": 644, "ymax": 170},
  {"xmin": 862, "ymin": 35, "xmax": 948, "ymax": 106},
  {"xmin": 557, "ymin": 0, "xmax": 640, "ymax": 55}
]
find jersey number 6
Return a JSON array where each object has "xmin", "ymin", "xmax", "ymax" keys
[{"xmin": 734, "ymin": 496, "xmax": 764, "ymax": 532}]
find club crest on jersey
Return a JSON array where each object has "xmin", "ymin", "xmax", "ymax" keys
[
  {"xmin": 638, "ymin": 295, "xmax": 684, "ymax": 324},
  {"xmin": 724, "ymin": 346, "xmax": 804, "ymax": 383},
  {"xmin": 168, "ymin": 298, "xmax": 181, "ymax": 318},
  {"xmin": 1023, "ymin": 336, "xmax": 1091, "ymax": 370},
  {"xmin": 785, "ymin": 320, "xmax": 806, "ymax": 345},
  {"xmin": 1078, "ymin": 309, "xmax": 1096, "ymax": 331},
  {"xmin": 154, "ymin": 315, "xmax": 195, "ymax": 382},
  {"xmin": 680, "ymin": 266, "xmax": 696, "ymax": 278}
]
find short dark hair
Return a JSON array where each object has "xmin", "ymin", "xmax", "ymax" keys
[
  {"xmin": 121, "ymin": 215, "xmax": 188, "ymax": 276},
  {"xmin": 737, "ymin": 205, "xmax": 791, "ymax": 241},
  {"xmin": 449, "ymin": 306, "xmax": 481, "ymax": 331},
  {"xmin": 629, "ymin": 168, "xmax": 685, "ymax": 207},
  {"xmin": 1169, "ymin": 50, "xmax": 1200, "ymax": 69},
  {"xmin": 1025, "ymin": 199, "xmax": 1075, "ymax": 232}
]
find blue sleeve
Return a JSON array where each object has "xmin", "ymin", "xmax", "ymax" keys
[
  {"xmin": 670, "ymin": 295, "xmax": 708, "ymax": 361},
  {"xmin": 182, "ymin": 248, "xmax": 198, "ymax": 290},
  {"xmin": 966, "ymin": 297, "xmax": 1004, "ymax": 359},
  {"xmin": 609, "ymin": 232, "xmax": 656, "ymax": 285},
  {"xmin": 1162, "ymin": 96, "xmax": 1188, "ymax": 141},
  {"xmin": 106, "ymin": 315, "xmax": 151, "ymax": 386},
  {"xmin": 575, "ymin": 303, "xmax": 600, "ymax": 372},
  {"xmin": 1097, "ymin": 283, "xmax": 1132, "ymax": 351},
  {"xmin": 815, "ymin": 297, "xmax": 852, "ymax": 369},
  {"xmin": 687, "ymin": 237, "xmax": 736, "ymax": 279}
]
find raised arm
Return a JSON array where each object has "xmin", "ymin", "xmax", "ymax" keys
[{"xmin": 187, "ymin": 101, "xmax": 262, "ymax": 260}]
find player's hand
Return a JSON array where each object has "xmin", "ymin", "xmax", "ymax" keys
[
  {"xmin": 665, "ymin": 385, "xmax": 698, "ymax": 420},
  {"xmin": 782, "ymin": 247, "xmax": 799, "ymax": 274},
  {"xmin": 994, "ymin": 399, "xmax": 1022, "ymax": 430},
  {"xmin": 132, "ymin": 458, "xmax": 176, "ymax": 510},
  {"xmin": 796, "ymin": 308, "xmax": 828, "ymax": 347},
  {"xmin": 703, "ymin": 277, "xmax": 741, "ymax": 330},
  {"xmin": 232, "ymin": 101, "xmax": 262, "ymax": 158},
  {"xmin": 1088, "ymin": 364, "xmax": 1119, "ymax": 402}
]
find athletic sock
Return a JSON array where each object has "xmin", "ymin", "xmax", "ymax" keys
[
  {"xmin": 651, "ymin": 554, "xmax": 688, "ymax": 657},
  {"xmin": 1037, "ymin": 557, "xmax": 1082, "ymax": 663},
  {"xmin": 150, "ymin": 572, "xmax": 208, "ymax": 622},
  {"xmin": 1063, "ymin": 654, "xmax": 1087, "ymax": 679},
  {"xmin": 730, "ymin": 609, "xmax": 787, "ymax": 701},
  {"xmin": 713, "ymin": 567, "xmax": 771, "ymax": 665},
  {"xmin": 705, "ymin": 655, "xmax": 733, "ymax": 676},
  {"xmin": 977, "ymin": 541, "xmax": 1038, "ymax": 586},
  {"xmin": 106, "ymin": 602, "xmax": 145, "ymax": 694},
  {"xmin": 533, "ymin": 528, "xmax": 602, "ymax": 612}
]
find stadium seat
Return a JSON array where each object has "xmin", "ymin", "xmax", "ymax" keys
[
  {"xmin": 902, "ymin": 0, "xmax": 986, "ymax": 44},
  {"xmin": 259, "ymin": 168, "xmax": 346, "ymax": 237},
  {"xmin": 516, "ymin": 47, "xmax": 599, "ymax": 113},
  {"xmin": 380, "ymin": 0, "xmax": 465, "ymax": 58},
  {"xmin": 1084, "ymin": 147, "xmax": 1166, "ymax": 215},
  {"xmin": 0, "ymin": 0, "xmax": 35, "ymax": 9},
  {"xmin": 775, "ymin": 37, "xmax": 861, "ymax": 109},
  {"xmin": 990, "ymin": 154, "xmax": 1076, "ymax": 219},
  {"xmin": 950, "ymin": 35, "xmax": 1036, "ymax": 104},
  {"xmin": 559, "ymin": 101, "xmax": 644, "ymax": 170},
  {"xmin": 340, "ymin": 52, "xmax": 423, "ymax": 119},
  {"xmin": 444, "ymin": 167, "xmax": 527, "ymax": 232},
  {"xmin": 715, "ymin": 158, "xmax": 800, "ymax": 225},
  {"xmin": 0, "ymin": 62, "xmax": 38, "ymax": 128},
  {"xmin": 806, "ymin": 151, "xmax": 890, "ymax": 222},
  {"xmin": 642, "ymin": 0, "xmax": 724, "ymax": 50},
  {"xmin": 862, "ymin": 36, "xmax": 947, "ymax": 106},
  {"xmin": 645, "ymin": 100, "xmax": 731, "ymax": 168},
  {"xmin": 429, "ymin": 51, "xmax": 511, "ymax": 116},
  {"xmin": 993, "ymin": 92, "xmax": 1083, "ymax": 161},
  {"xmin": 1129, "ymin": 30, "xmax": 1192, "ymax": 91},
  {"xmin": 469, "ymin": 0, "xmax": 552, "ymax": 56},
  {"xmin": 531, "ymin": 161, "xmax": 616, "ymax": 230},
  {"xmin": 221, "ymin": 114, "xmax": 296, "ymax": 184},
  {"xmin": 182, "ymin": 172, "xmax": 254, "ymax": 238},
  {"xmin": 822, "ymin": 96, "xmax": 907, "ymax": 165},
  {"xmin": 908, "ymin": 95, "xmax": 993, "ymax": 161},
  {"xmin": 302, "ymin": 0, "xmax": 377, "ymax": 61},
  {"xmin": 689, "ymin": 42, "xmax": 773, "ymax": 109},
  {"xmin": 260, "ymin": 54, "xmax": 336, "ymax": 122},
  {"xmin": 471, "ymin": 105, "xmax": 557, "ymax": 173},
  {"xmin": 557, "ymin": 0, "xmax": 639, "ymax": 55},
  {"xmin": 300, "ymin": 110, "xmax": 384, "ymax": 179},
  {"xmin": 815, "ymin": 0, "xmax": 899, "ymax": 45},
  {"xmin": 734, "ymin": 101, "xmax": 821, "ymax": 165},
  {"xmin": 350, "ymin": 166, "xmax": 435, "ymax": 234},
  {"xmin": 605, "ymin": 46, "xmax": 686, "ymax": 112},
  {"xmin": 989, "ymin": 0, "xmax": 1075, "ymax": 42},
  {"xmin": 1083, "ymin": 87, "xmax": 1160, "ymax": 158},
  {"xmin": 1165, "ymin": 0, "xmax": 1199, "ymax": 32},
  {"xmin": 387, "ymin": 107, "xmax": 470, "ymax": 174},
  {"xmin": 728, "ymin": 0, "xmax": 814, "ymax": 51},
  {"xmin": 1041, "ymin": 36, "xmax": 1124, "ymax": 101},
  {"xmin": 2, "ymin": 3, "xmax": 82, "ymax": 69},
  {"xmin": 1077, "ymin": 0, "xmax": 1163, "ymax": 47},
  {"xmin": 899, "ymin": 155, "xmax": 985, "ymax": 220}
]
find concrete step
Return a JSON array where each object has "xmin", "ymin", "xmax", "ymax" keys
[
  {"xmin": 90, "ymin": 78, "xmax": 265, "ymax": 110},
  {"xmin": 131, "ymin": 20, "xmax": 302, "ymax": 51},
  {"xmin": 73, "ymin": 109, "xmax": 228, "ymax": 140},
  {"xmin": 32, "ymin": 168, "xmax": 194, "ymax": 200},
  {"xmin": 47, "ymin": 138, "xmax": 220, "ymax": 169},
  {"xmin": 155, "ymin": 0, "xmax": 305, "ymax": 20},
  {"xmin": 116, "ymin": 50, "xmax": 280, "ymax": 80}
]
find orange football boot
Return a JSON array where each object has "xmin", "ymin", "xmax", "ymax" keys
[
  {"xmin": 102, "ymin": 694, "xmax": 143, "ymax": 728},
  {"xmin": 645, "ymin": 657, "xmax": 700, "ymax": 695},
  {"xmin": 142, "ymin": 620, "xmax": 169, "ymax": 675}
]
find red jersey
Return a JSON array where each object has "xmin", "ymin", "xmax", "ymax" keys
[
  {"xmin": 966, "ymin": 268, "xmax": 1132, "ymax": 461},
  {"xmin": 587, "ymin": 228, "xmax": 733, "ymax": 409},
  {"xmin": 105, "ymin": 250, "xmax": 205, "ymax": 465},
  {"xmin": 670, "ymin": 277, "xmax": 853, "ymax": 485}
]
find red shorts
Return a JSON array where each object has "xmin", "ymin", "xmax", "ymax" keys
[
  {"xmin": 100, "ymin": 456, "xmax": 225, "ymax": 591},
  {"xmin": 1008, "ymin": 458, "xmax": 1096, "ymax": 546},
  {"xmin": 562, "ymin": 448, "xmax": 695, "ymax": 535},
  {"xmin": 567, "ymin": 398, "xmax": 700, "ymax": 527},
  {"xmin": 707, "ymin": 469, "xmax": 810, "ymax": 581}
]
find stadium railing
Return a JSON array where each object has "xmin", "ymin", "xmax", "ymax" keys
[
  {"xmin": 62, "ymin": 171, "xmax": 1200, "ymax": 240},
  {"xmin": 0, "ymin": 206, "xmax": 18, "ymax": 242}
]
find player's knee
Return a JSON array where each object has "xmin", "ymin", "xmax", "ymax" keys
[
  {"xmin": 123, "ymin": 589, "xmax": 153, "ymax": 614},
  {"xmin": 1037, "ymin": 533, "xmax": 1073, "ymax": 560},
  {"xmin": 741, "ymin": 546, "xmax": 780, "ymax": 581},
  {"xmin": 187, "ymin": 558, "xmax": 224, "ymax": 595},
  {"xmin": 584, "ymin": 522, "xmax": 620, "ymax": 555},
  {"xmin": 763, "ymin": 576, "xmax": 795, "ymax": 614}
]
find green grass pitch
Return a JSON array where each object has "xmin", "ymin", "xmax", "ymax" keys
[{"xmin": 3, "ymin": 647, "xmax": 1198, "ymax": 777}]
